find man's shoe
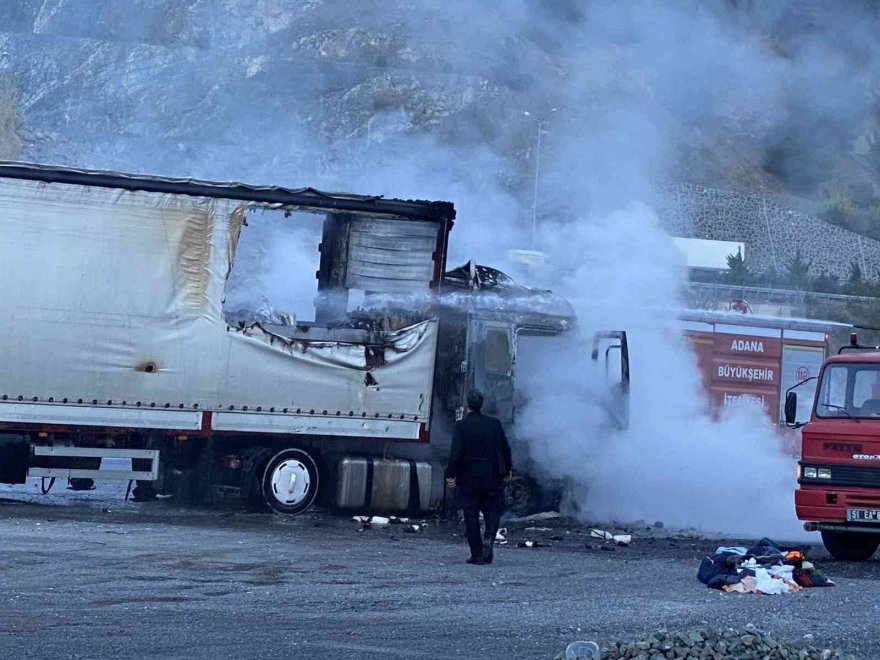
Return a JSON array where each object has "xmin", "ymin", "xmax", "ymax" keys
[
  {"xmin": 466, "ymin": 557, "xmax": 486, "ymax": 565},
  {"xmin": 482, "ymin": 551, "xmax": 494, "ymax": 564}
]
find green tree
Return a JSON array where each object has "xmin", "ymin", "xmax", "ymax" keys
[
  {"xmin": 812, "ymin": 271, "xmax": 839, "ymax": 294},
  {"xmin": 725, "ymin": 248, "xmax": 752, "ymax": 286},
  {"xmin": 849, "ymin": 260, "xmax": 864, "ymax": 284},
  {"xmin": 785, "ymin": 250, "xmax": 812, "ymax": 290}
]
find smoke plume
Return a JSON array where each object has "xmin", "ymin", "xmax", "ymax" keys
[{"xmin": 6, "ymin": 0, "xmax": 880, "ymax": 537}]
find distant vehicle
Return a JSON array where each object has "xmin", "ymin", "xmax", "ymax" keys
[
  {"xmin": 786, "ymin": 333, "xmax": 880, "ymax": 560},
  {"xmin": 0, "ymin": 162, "xmax": 627, "ymax": 516}
]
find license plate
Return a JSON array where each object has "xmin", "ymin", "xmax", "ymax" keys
[{"xmin": 846, "ymin": 509, "xmax": 880, "ymax": 522}]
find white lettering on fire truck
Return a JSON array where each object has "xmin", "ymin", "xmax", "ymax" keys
[
  {"xmin": 730, "ymin": 339, "xmax": 764, "ymax": 353},
  {"xmin": 723, "ymin": 392, "xmax": 765, "ymax": 408},
  {"xmin": 716, "ymin": 364, "xmax": 775, "ymax": 382},
  {"xmin": 852, "ymin": 454, "xmax": 880, "ymax": 461}
]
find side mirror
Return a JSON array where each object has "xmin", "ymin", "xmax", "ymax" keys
[{"xmin": 784, "ymin": 391, "xmax": 798, "ymax": 427}]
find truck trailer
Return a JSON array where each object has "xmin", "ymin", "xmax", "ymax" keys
[{"xmin": 0, "ymin": 162, "xmax": 626, "ymax": 516}]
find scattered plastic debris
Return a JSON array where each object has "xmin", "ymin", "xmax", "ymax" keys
[
  {"xmin": 563, "ymin": 640, "xmax": 600, "ymax": 660},
  {"xmin": 590, "ymin": 529, "xmax": 632, "ymax": 546},
  {"xmin": 495, "ymin": 528, "xmax": 508, "ymax": 545},
  {"xmin": 525, "ymin": 526, "xmax": 552, "ymax": 532},
  {"xmin": 517, "ymin": 540, "xmax": 545, "ymax": 548},
  {"xmin": 352, "ymin": 515, "xmax": 391, "ymax": 527}
]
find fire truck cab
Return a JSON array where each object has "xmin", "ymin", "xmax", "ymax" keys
[{"xmin": 787, "ymin": 334, "xmax": 880, "ymax": 561}]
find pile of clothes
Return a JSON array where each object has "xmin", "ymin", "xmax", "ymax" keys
[{"xmin": 697, "ymin": 538, "xmax": 834, "ymax": 595}]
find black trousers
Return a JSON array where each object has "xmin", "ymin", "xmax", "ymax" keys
[{"xmin": 459, "ymin": 483, "xmax": 504, "ymax": 559}]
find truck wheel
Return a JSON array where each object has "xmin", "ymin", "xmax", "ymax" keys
[
  {"xmin": 504, "ymin": 474, "xmax": 542, "ymax": 516},
  {"xmin": 261, "ymin": 448, "xmax": 320, "ymax": 515},
  {"xmin": 821, "ymin": 530, "xmax": 880, "ymax": 561}
]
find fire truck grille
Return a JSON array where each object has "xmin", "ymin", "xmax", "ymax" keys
[{"xmin": 800, "ymin": 463, "xmax": 880, "ymax": 488}]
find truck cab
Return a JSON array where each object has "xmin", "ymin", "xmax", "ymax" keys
[{"xmin": 787, "ymin": 336, "xmax": 880, "ymax": 560}]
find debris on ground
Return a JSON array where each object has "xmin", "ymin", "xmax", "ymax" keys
[
  {"xmin": 514, "ymin": 510, "xmax": 562, "ymax": 522},
  {"xmin": 590, "ymin": 529, "xmax": 632, "ymax": 546},
  {"xmin": 567, "ymin": 627, "xmax": 858, "ymax": 660},
  {"xmin": 525, "ymin": 526, "xmax": 553, "ymax": 532},
  {"xmin": 516, "ymin": 540, "xmax": 546, "ymax": 548},
  {"xmin": 562, "ymin": 640, "xmax": 600, "ymax": 659},
  {"xmin": 403, "ymin": 523, "xmax": 426, "ymax": 533},
  {"xmin": 494, "ymin": 528, "xmax": 508, "ymax": 545},
  {"xmin": 351, "ymin": 515, "xmax": 392, "ymax": 528},
  {"xmin": 698, "ymin": 540, "xmax": 834, "ymax": 594}
]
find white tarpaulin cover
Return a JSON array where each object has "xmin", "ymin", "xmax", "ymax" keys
[{"xmin": 0, "ymin": 177, "xmax": 438, "ymax": 437}]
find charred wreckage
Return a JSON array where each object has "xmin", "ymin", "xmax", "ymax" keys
[{"xmin": 0, "ymin": 162, "xmax": 627, "ymax": 516}]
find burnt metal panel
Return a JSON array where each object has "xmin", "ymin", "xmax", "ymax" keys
[
  {"xmin": 345, "ymin": 219, "xmax": 438, "ymax": 294},
  {"xmin": 0, "ymin": 161, "xmax": 456, "ymax": 223}
]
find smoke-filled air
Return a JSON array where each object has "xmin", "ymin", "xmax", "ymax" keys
[{"xmin": 4, "ymin": 0, "xmax": 880, "ymax": 538}]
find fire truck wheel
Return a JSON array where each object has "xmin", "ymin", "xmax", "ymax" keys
[
  {"xmin": 820, "ymin": 530, "xmax": 880, "ymax": 561},
  {"xmin": 261, "ymin": 448, "xmax": 320, "ymax": 515}
]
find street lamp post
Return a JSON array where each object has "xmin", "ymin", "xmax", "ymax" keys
[{"xmin": 524, "ymin": 108, "xmax": 556, "ymax": 249}]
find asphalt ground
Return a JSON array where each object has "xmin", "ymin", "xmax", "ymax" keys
[{"xmin": 0, "ymin": 481, "xmax": 878, "ymax": 659}]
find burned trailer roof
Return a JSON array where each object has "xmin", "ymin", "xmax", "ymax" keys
[
  {"xmin": 0, "ymin": 161, "xmax": 456, "ymax": 223},
  {"xmin": 443, "ymin": 263, "xmax": 576, "ymax": 331}
]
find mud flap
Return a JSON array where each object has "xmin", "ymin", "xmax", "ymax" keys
[{"xmin": 0, "ymin": 434, "xmax": 28, "ymax": 484}]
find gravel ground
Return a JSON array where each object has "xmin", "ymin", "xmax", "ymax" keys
[{"xmin": 0, "ymin": 481, "xmax": 878, "ymax": 659}]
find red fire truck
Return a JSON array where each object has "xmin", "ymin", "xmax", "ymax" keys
[
  {"xmin": 680, "ymin": 310, "xmax": 844, "ymax": 448},
  {"xmin": 786, "ymin": 334, "xmax": 880, "ymax": 561}
]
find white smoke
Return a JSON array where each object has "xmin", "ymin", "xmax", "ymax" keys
[
  {"xmin": 515, "ymin": 204, "xmax": 804, "ymax": 537},
  {"xmin": 11, "ymin": 0, "xmax": 879, "ymax": 538},
  {"xmin": 224, "ymin": 209, "xmax": 325, "ymax": 323}
]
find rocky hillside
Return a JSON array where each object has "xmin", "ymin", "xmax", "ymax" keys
[
  {"xmin": 0, "ymin": 1, "xmax": 878, "ymax": 247},
  {"xmin": 0, "ymin": 71, "xmax": 20, "ymax": 159}
]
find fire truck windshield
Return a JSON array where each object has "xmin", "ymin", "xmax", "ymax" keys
[{"xmin": 816, "ymin": 363, "xmax": 880, "ymax": 419}]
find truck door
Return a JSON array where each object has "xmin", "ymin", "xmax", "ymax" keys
[
  {"xmin": 591, "ymin": 331, "xmax": 630, "ymax": 429},
  {"xmin": 468, "ymin": 320, "xmax": 515, "ymax": 422}
]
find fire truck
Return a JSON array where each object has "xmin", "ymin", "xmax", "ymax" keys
[
  {"xmin": 680, "ymin": 309, "xmax": 844, "ymax": 446},
  {"xmin": 786, "ymin": 333, "xmax": 880, "ymax": 560}
]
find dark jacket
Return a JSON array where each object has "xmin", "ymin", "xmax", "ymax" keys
[{"xmin": 445, "ymin": 411, "xmax": 512, "ymax": 486}]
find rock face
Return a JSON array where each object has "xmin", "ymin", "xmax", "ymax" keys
[
  {"xmin": 656, "ymin": 183, "xmax": 880, "ymax": 281},
  {"xmin": 0, "ymin": 71, "xmax": 21, "ymax": 160},
  {"xmin": 0, "ymin": 0, "xmax": 521, "ymax": 184},
  {"xmin": 0, "ymin": 0, "xmax": 877, "ymax": 264}
]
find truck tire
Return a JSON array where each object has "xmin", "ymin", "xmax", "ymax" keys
[
  {"xmin": 821, "ymin": 530, "xmax": 880, "ymax": 561},
  {"xmin": 261, "ymin": 448, "xmax": 320, "ymax": 515},
  {"xmin": 504, "ymin": 474, "xmax": 542, "ymax": 517}
]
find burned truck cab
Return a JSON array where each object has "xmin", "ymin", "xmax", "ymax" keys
[
  {"xmin": 440, "ymin": 262, "xmax": 575, "ymax": 419},
  {"xmin": 437, "ymin": 262, "xmax": 585, "ymax": 513}
]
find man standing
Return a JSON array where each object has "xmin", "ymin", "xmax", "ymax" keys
[{"xmin": 446, "ymin": 389, "xmax": 513, "ymax": 565}]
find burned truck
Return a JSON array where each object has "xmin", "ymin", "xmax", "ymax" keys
[{"xmin": 0, "ymin": 162, "xmax": 626, "ymax": 515}]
